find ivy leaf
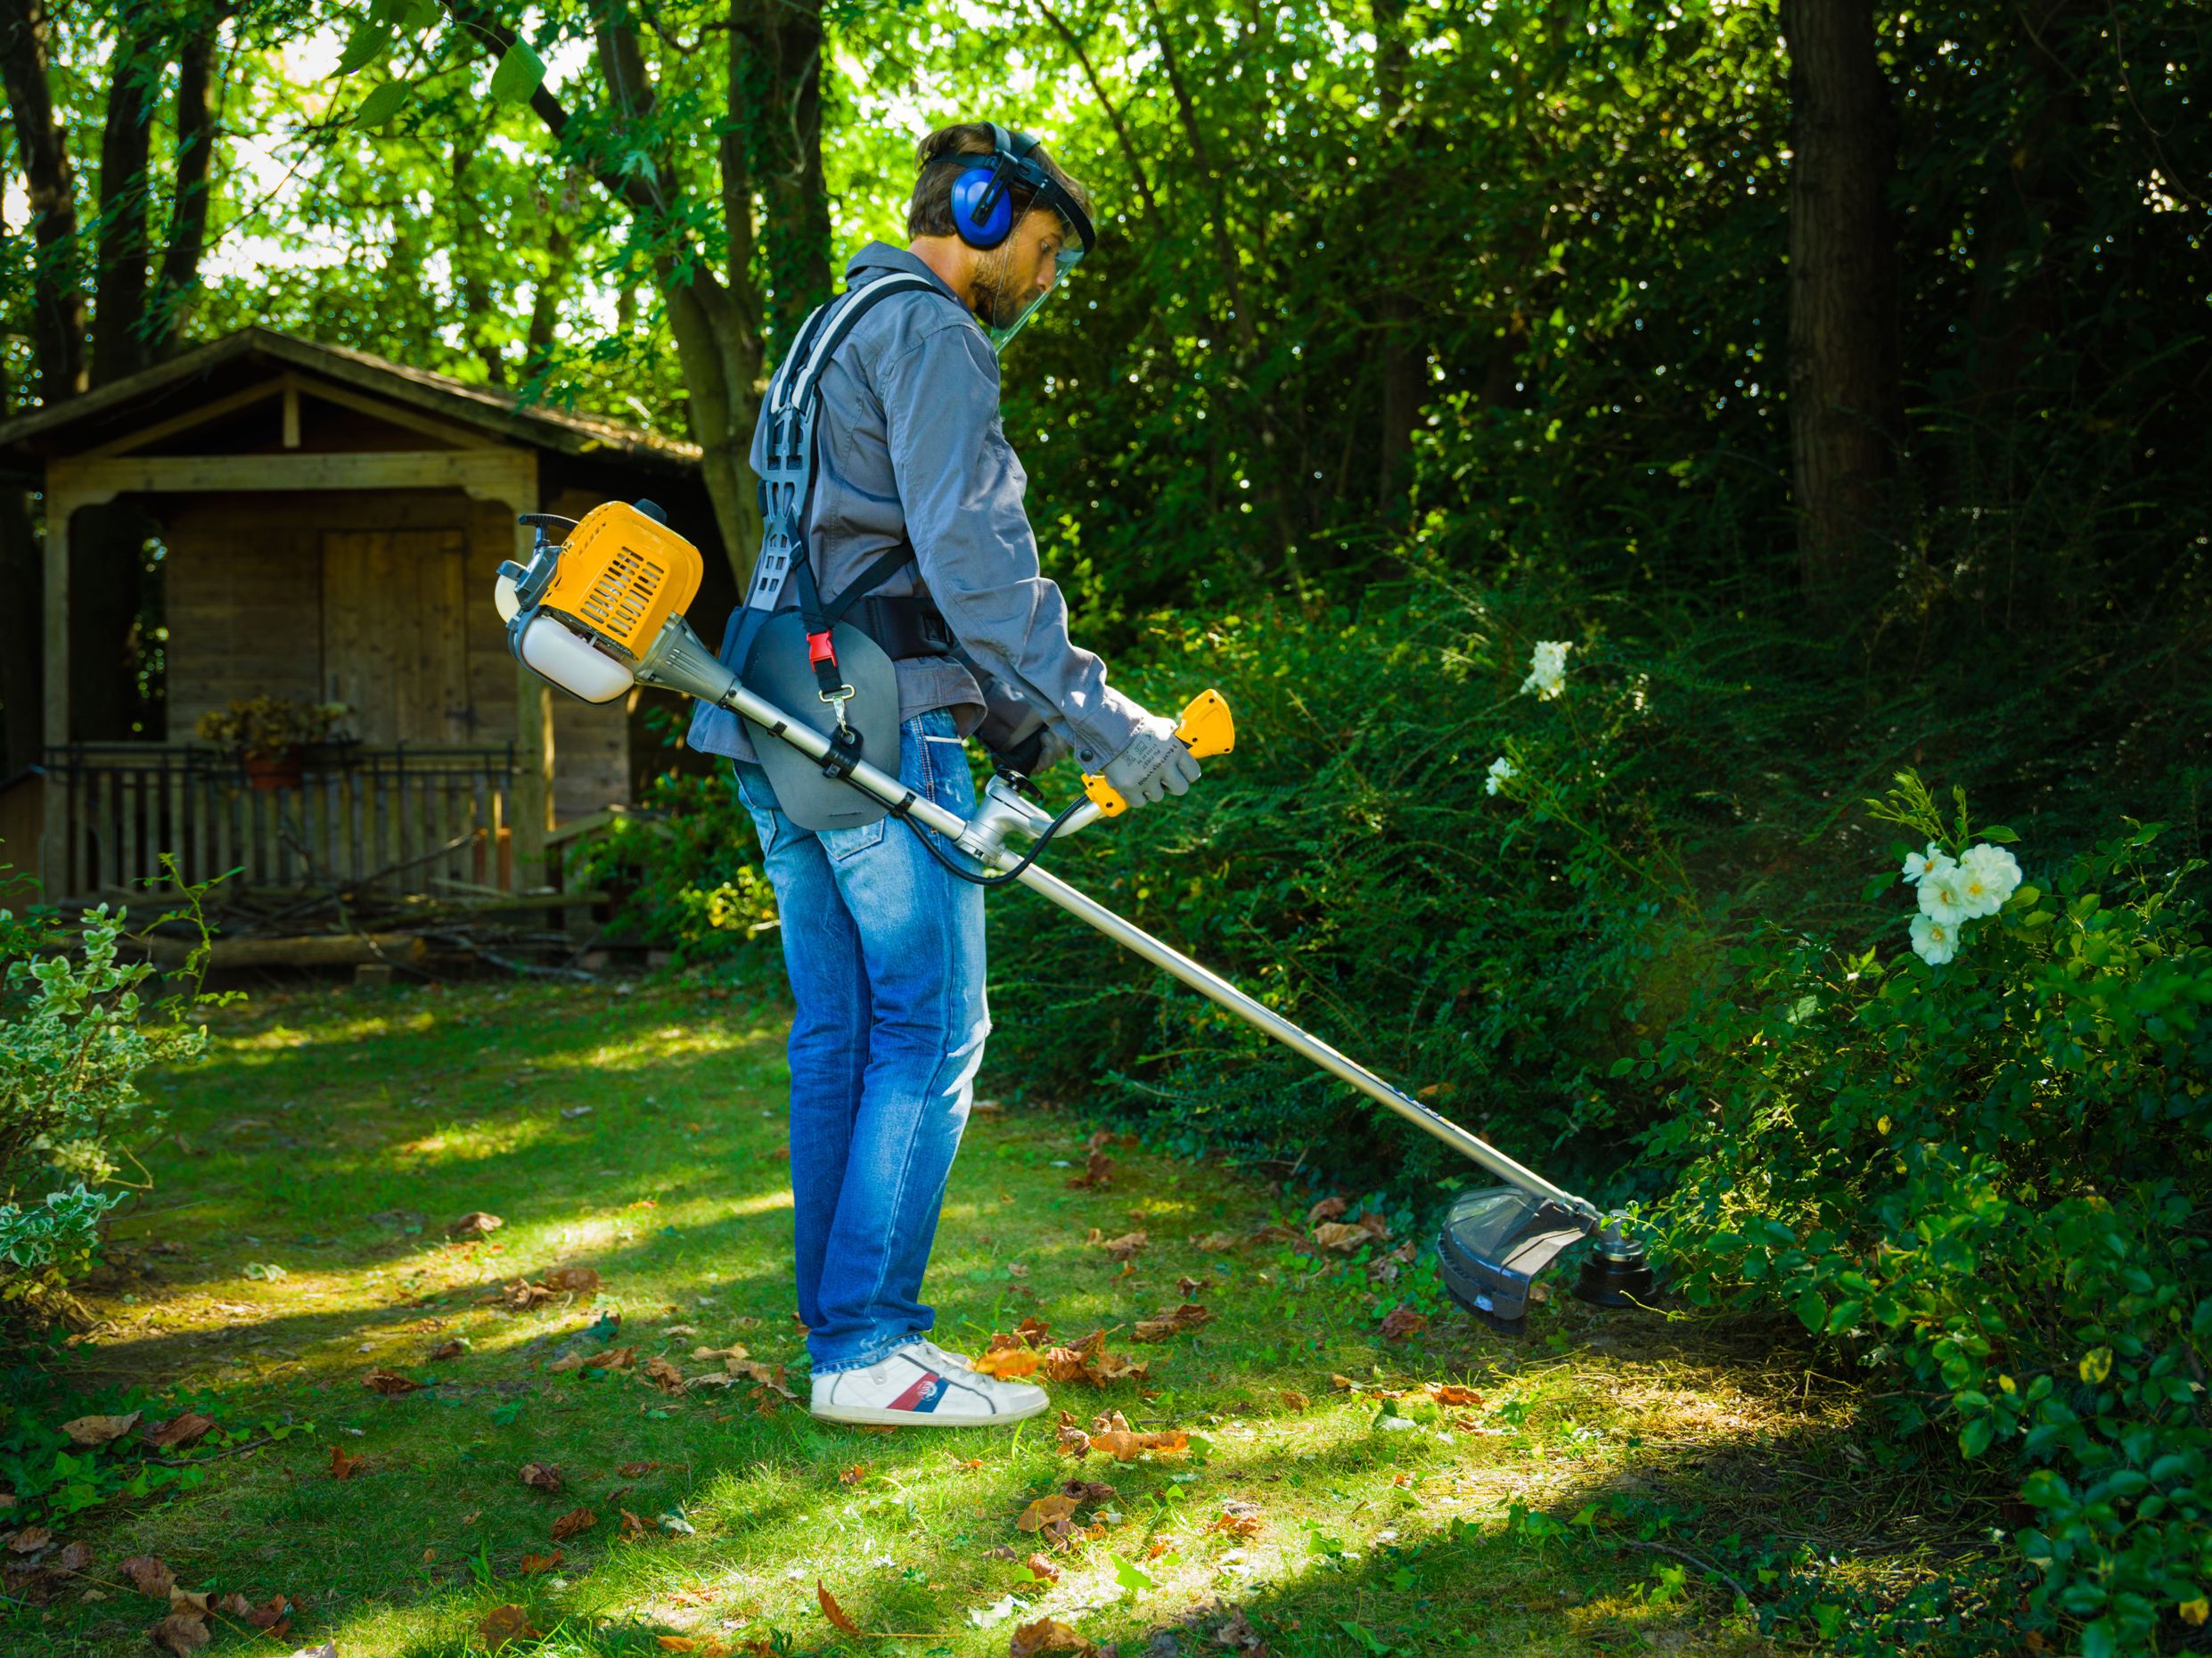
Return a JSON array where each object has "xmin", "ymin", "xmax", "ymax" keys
[
  {"xmin": 356, "ymin": 81, "xmax": 412, "ymax": 127},
  {"xmin": 334, "ymin": 22, "xmax": 392, "ymax": 78},
  {"xmin": 489, "ymin": 39, "xmax": 545, "ymax": 105}
]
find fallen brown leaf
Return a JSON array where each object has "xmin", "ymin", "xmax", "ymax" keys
[
  {"xmin": 817, "ymin": 1580, "xmax": 862, "ymax": 1634},
  {"xmin": 1281, "ymin": 1390, "xmax": 1310, "ymax": 1412},
  {"xmin": 618, "ymin": 1461, "xmax": 661, "ymax": 1478},
  {"xmin": 643, "ymin": 1356, "xmax": 687, "ymax": 1394},
  {"xmin": 120, "ymin": 1555, "xmax": 176, "ymax": 1598},
  {"xmin": 478, "ymin": 1603, "xmax": 541, "ymax": 1648},
  {"xmin": 151, "ymin": 1607, "xmax": 211, "ymax": 1655},
  {"xmin": 429, "ymin": 1339, "xmax": 467, "ymax": 1362},
  {"xmin": 1213, "ymin": 1501, "xmax": 1266, "ymax": 1538},
  {"xmin": 361, "ymin": 1367, "xmax": 421, "ymax": 1396},
  {"xmin": 1311, "ymin": 1221, "xmax": 1371, "ymax": 1252},
  {"xmin": 520, "ymin": 1462, "xmax": 564, "ymax": 1493},
  {"xmin": 1018, "ymin": 1493, "xmax": 1079, "ymax": 1532},
  {"xmin": 1430, "ymin": 1383, "xmax": 1482, "ymax": 1406},
  {"xmin": 519, "ymin": 1549, "xmax": 561, "ymax": 1575},
  {"xmin": 545, "ymin": 1266, "xmax": 602, "ymax": 1294},
  {"xmin": 1307, "ymin": 1195, "xmax": 1348, "ymax": 1225},
  {"xmin": 1216, "ymin": 1606, "xmax": 1268, "ymax": 1652},
  {"xmin": 447, "ymin": 1211, "xmax": 504, "ymax": 1237},
  {"xmin": 973, "ymin": 1347, "xmax": 1043, "ymax": 1379},
  {"xmin": 1378, "ymin": 1308, "xmax": 1429, "ymax": 1342},
  {"xmin": 553, "ymin": 1507, "xmax": 597, "ymax": 1540},
  {"xmin": 1010, "ymin": 1614, "xmax": 1101, "ymax": 1657},
  {"xmin": 1192, "ymin": 1232, "xmax": 1239, "ymax": 1252},
  {"xmin": 1085, "ymin": 1428, "xmax": 1189, "ymax": 1462},
  {"xmin": 619, "ymin": 1508, "xmax": 651, "ymax": 1540},
  {"xmin": 6, "ymin": 1525, "xmax": 51, "ymax": 1553},
  {"xmin": 328, "ymin": 1445, "xmax": 365, "ymax": 1480},
  {"xmin": 1132, "ymin": 1303, "xmax": 1213, "ymax": 1342},
  {"xmin": 54, "ymin": 1540, "xmax": 92, "ymax": 1573},
  {"xmin": 548, "ymin": 1351, "xmax": 585, "ymax": 1374},
  {"xmin": 1062, "ymin": 1478, "xmax": 1118, "ymax": 1503},
  {"xmin": 1091, "ymin": 1228, "xmax": 1148, "ymax": 1261},
  {"xmin": 504, "ymin": 1278, "xmax": 558, "ymax": 1309},
  {"xmin": 1067, "ymin": 1150, "xmax": 1113, "ymax": 1189},
  {"xmin": 587, "ymin": 1345, "xmax": 638, "ymax": 1372},
  {"xmin": 61, "ymin": 1411, "xmax": 142, "ymax": 1447},
  {"xmin": 1023, "ymin": 1551, "xmax": 1062, "ymax": 1585},
  {"xmin": 136, "ymin": 1412, "xmax": 216, "ymax": 1452}
]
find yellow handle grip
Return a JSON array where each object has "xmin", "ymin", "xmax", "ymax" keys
[{"xmin": 1083, "ymin": 689, "xmax": 1236, "ymax": 817}]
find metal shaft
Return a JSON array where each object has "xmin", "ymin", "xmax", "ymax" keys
[{"xmin": 714, "ymin": 677, "xmax": 1595, "ymax": 1219}]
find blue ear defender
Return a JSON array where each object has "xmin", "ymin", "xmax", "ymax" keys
[{"xmin": 949, "ymin": 162, "xmax": 1016, "ymax": 249}]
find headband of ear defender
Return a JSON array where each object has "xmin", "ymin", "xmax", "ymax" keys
[{"xmin": 937, "ymin": 123, "xmax": 1096, "ymax": 258}]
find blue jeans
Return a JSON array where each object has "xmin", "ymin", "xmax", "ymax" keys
[{"xmin": 733, "ymin": 710, "xmax": 989, "ymax": 1375}]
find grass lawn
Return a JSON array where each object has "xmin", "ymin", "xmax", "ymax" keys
[{"xmin": 4, "ymin": 973, "xmax": 1997, "ymax": 1656}]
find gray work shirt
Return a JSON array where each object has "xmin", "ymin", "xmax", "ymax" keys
[{"xmin": 687, "ymin": 242, "xmax": 1145, "ymax": 770}]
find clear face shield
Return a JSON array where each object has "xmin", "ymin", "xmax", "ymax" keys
[{"xmin": 972, "ymin": 213, "xmax": 1086, "ymax": 356}]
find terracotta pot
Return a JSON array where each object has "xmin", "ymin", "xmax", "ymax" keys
[{"xmin": 243, "ymin": 748, "xmax": 303, "ymax": 792}]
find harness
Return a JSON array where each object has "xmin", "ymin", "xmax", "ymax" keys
[{"xmin": 732, "ymin": 271, "xmax": 960, "ymax": 701}]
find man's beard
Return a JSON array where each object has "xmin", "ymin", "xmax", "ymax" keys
[{"xmin": 971, "ymin": 246, "xmax": 1028, "ymax": 328}]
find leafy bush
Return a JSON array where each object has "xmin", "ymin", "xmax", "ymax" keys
[
  {"xmin": 1, "ymin": 897, "xmax": 220, "ymax": 1310},
  {"xmin": 1644, "ymin": 780, "xmax": 2212, "ymax": 1656},
  {"xmin": 565, "ymin": 768, "xmax": 777, "ymax": 967}
]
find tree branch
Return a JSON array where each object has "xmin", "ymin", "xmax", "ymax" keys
[
  {"xmin": 1026, "ymin": 0, "xmax": 1159, "ymax": 225},
  {"xmin": 149, "ymin": 21, "xmax": 217, "ymax": 358}
]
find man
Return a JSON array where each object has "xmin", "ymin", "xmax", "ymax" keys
[{"xmin": 687, "ymin": 123, "xmax": 1200, "ymax": 1427}]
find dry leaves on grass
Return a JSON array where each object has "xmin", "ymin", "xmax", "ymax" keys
[
  {"xmin": 1039, "ymin": 1329, "xmax": 1149, "ymax": 1388},
  {"xmin": 138, "ymin": 1412, "xmax": 215, "ymax": 1451},
  {"xmin": 1088, "ymin": 1227, "xmax": 1148, "ymax": 1261},
  {"xmin": 1057, "ymin": 1409, "xmax": 1190, "ymax": 1463},
  {"xmin": 1131, "ymin": 1303, "xmax": 1212, "ymax": 1342},
  {"xmin": 6, "ymin": 1526, "xmax": 51, "ymax": 1553},
  {"xmin": 973, "ymin": 1346, "xmax": 1042, "ymax": 1379},
  {"xmin": 619, "ymin": 1509, "xmax": 651, "ymax": 1540},
  {"xmin": 1023, "ymin": 1551, "xmax": 1062, "ymax": 1585},
  {"xmin": 327, "ymin": 1445, "xmax": 365, "ymax": 1481},
  {"xmin": 121, "ymin": 1555, "xmax": 176, "ymax": 1597},
  {"xmin": 429, "ymin": 1338, "xmax": 468, "ymax": 1362},
  {"xmin": 1378, "ymin": 1308, "xmax": 1429, "ymax": 1342},
  {"xmin": 61, "ymin": 1410, "xmax": 141, "ymax": 1447},
  {"xmin": 1017, "ymin": 1493, "xmax": 1078, "ymax": 1533},
  {"xmin": 520, "ymin": 1462, "xmax": 564, "ymax": 1493},
  {"xmin": 643, "ymin": 1356, "xmax": 687, "ymax": 1394},
  {"xmin": 545, "ymin": 1266, "xmax": 602, "ymax": 1294},
  {"xmin": 1213, "ymin": 1501, "xmax": 1266, "ymax": 1538},
  {"xmin": 478, "ymin": 1604, "xmax": 542, "ymax": 1648},
  {"xmin": 1067, "ymin": 1149, "xmax": 1113, "ymax": 1190},
  {"xmin": 361, "ymin": 1367, "xmax": 420, "ymax": 1396},
  {"xmin": 447, "ymin": 1211, "xmax": 504, "ymax": 1237},
  {"xmin": 1191, "ymin": 1231, "xmax": 1239, "ymax": 1253},
  {"xmin": 1307, "ymin": 1196, "xmax": 1348, "ymax": 1225},
  {"xmin": 553, "ymin": 1508, "xmax": 597, "ymax": 1540},
  {"xmin": 1280, "ymin": 1391, "xmax": 1310, "ymax": 1412},
  {"xmin": 619, "ymin": 1460, "xmax": 661, "ymax": 1478},
  {"xmin": 1430, "ymin": 1383, "xmax": 1482, "ymax": 1407},
  {"xmin": 519, "ymin": 1549, "xmax": 561, "ymax": 1575},
  {"xmin": 817, "ymin": 1581, "xmax": 862, "ymax": 1634},
  {"xmin": 1216, "ymin": 1607, "xmax": 1268, "ymax": 1653},
  {"xmin": 1010, "ymin": 1615, "xmax": 1102, "ymax": 1657}
]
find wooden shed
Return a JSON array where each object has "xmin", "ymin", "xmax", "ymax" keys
[{"xmin": 0, "ymin": 325, "xmax": 732, "ymax": 903}]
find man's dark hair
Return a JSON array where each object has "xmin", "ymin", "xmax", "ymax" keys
[{"xmin": 906, "ymin": 122, "xmax": 1093, "ymax": 241}]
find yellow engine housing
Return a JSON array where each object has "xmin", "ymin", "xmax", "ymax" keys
[{"xmin": 537, "ymin": 501, "xmax": 704, "ymax": 661}]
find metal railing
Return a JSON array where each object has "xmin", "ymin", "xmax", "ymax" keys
[{"xmin": 41, "ymin": 743, "xmax": 517, "ymax": 899}]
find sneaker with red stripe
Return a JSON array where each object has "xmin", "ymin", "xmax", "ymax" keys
[{"xmin": 809, "ymin": 1339, "xmax": 1047, "ymax": 1427}]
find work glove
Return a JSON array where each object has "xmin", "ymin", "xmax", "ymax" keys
[{"xmin": 1102, "ymin": 715, "xmax": 1202, "ymax": 810}]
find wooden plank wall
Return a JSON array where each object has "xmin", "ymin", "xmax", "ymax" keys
[{"xmin": 161, "ymin": 487, "xmax": 630, "ymax": 823}]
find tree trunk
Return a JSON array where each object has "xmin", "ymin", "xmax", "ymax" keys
[
  {"xmin": 734, "ymin": 0, "xmax": 832, "ymax": 357},
  {"xmin": 0, "ymin": 337, "xmax": 39, "ymax": 777},
  {"xmin": 0, "ymin": 0, "xmax": 87, "ymax": 404},
  {"xmin": 1781, "ymin": 0, "xmax": 1901, "ymax": 607},
  {"xmin": 1371, "ymin": 0, "xmax": 1422, "ymax": 508},
  {"xmin": 91, "ymin": 25, "xmax": 158, "ymax": 385}
]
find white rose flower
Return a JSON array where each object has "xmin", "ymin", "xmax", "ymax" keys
[
  {"xmin": 1519, "ymin": 640, "xmax": 1571, "ymax": 701},
  {"xmin": 1486, "ymin": 756, "xmax": 1517, "ymax": 796},
  {"xmin": 1957, "ymin": 843, "xmax": 2021, "ymax": 915},
  {"xmin": 1916, "ymin": 858, "xmax": 1970, "ymax": 925},
  {"xmin": 1901, "ymin": 842, "xmax": 1946, "ymax": 884},
  {"xmin": 1910, "ymin": 914, "xmax": 1959, "ymax": 965}
]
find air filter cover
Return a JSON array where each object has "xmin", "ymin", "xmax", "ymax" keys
[{"xmin": 537, "ymin": 501, "xmax": 704, "ymax": 661}]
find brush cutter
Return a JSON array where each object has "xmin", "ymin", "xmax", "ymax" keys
[{"xmin": 496, "ymin": 501, "xmax": 1654, "ymax": 1331}]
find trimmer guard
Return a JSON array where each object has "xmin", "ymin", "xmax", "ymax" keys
[{"xmin": 1438, "ymin": 1186, "xmax": 1597, "ymax": 1331}]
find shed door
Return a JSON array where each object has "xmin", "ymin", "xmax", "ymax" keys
[{"xmin": 321, "ymin": 530, "xmax": 471, "ymax": 743}]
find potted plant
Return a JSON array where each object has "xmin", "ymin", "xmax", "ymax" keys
[{"xmin": 194, "ymin": 698, "xmax": 354, "ymax": 790}]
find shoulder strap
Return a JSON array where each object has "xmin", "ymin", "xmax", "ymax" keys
[{"xmin": 744, "ymin": 271, "xmax": 956, "ymax": 618}]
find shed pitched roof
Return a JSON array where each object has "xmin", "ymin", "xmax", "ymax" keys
[{"xmin": 0, "ymin": 325, "xmax": 700, "ymax": 473}]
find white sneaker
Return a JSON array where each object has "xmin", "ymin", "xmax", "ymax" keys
[{"xmin": 810, "ymin": 1340, "xmax": 1047, "ymax": 1427}]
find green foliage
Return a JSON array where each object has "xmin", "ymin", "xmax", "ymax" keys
[
  {"xmin": 1644, "ymin": 783, "xmax": 2212, "ymax": 1657},
  {"xmin": 0, "ymin": 887, "xmax": 226, "ymax": 1309},
  {"xmin": 565, "ymin": 769, "xmax": 776, "ymax": 968}
]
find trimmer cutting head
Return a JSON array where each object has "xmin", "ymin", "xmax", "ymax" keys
[{"xmin": 1437, "ymin": 1186, "xmax": 1654, "ymax": 1333}]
